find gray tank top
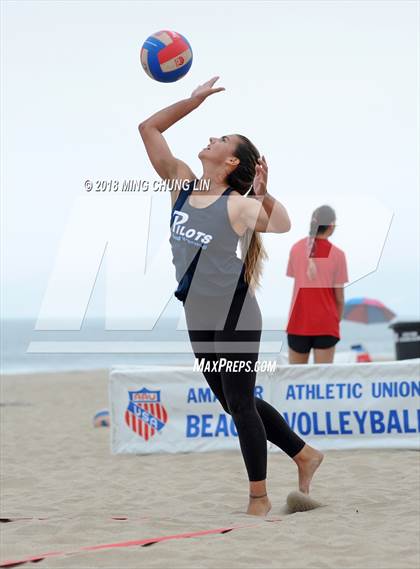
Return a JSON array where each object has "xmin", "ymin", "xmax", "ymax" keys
[{"xmin": 169, "ymin": 179, "xmax": 248, "ymax": 303}]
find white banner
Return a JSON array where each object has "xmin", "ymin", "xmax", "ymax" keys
[
  {"xmin": 268, "ymin": 359, "xmax": 420, "ymax": 450},
  {"xmin": 109, "ymin": 365, "xmax": 269, "ymax": 454},
  {"xmin": 109, "ymin": 359, "xmax": 420, "ymax": 454}
]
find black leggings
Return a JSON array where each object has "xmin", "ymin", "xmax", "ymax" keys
[{"xmin": 183, "ymin": 285, "xmax": 305, "ymax": 482}]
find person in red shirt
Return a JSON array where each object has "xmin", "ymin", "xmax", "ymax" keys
[{"xmin": 286, "ymin": 205, "xmax": 348, "ymax": 364}]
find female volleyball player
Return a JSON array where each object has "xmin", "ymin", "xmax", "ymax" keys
[
  {"xmin": 138, "ymin": 77, "xmax": 323, "ymax": 517},
  {"xmin": 286, "ymin": 206, "xmax": 349, "ymax": 364}
]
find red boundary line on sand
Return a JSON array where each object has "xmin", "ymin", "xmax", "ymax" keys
[
  {"xmin": 0, "ymin": 521, "xmax": 281, "ymax": 567},
  {"xmin": 0, "ymin": 516, "xmax": 150, "ymax": 524}
]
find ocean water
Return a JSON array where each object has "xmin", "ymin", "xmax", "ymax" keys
[{"xmin": 0, "ymin": 317, "xmax": 399, "ymax": 375}]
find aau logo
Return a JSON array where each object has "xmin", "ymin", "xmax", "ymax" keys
[{"xmin": 125, "ymin": 388, "xmax": 168, "ymax": 441}]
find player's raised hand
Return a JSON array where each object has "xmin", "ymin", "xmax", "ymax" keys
[
  {"xmin": 252, "ymin": 155, "xmax": 268, "ymax": 196},
  {"xmin": 191, "ymin": 76, "xmax": 225, "ymax": 102}
]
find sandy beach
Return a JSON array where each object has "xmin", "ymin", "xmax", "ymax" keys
[{"xmin": 1, "ymin": 369, "xmax": 419, "ymax": 569}]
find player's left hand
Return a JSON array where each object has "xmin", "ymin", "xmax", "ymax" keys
[
  {"xmin": 252, "ymin": 155, "xmax": 268, "ymax": 196},
  {"xmin": 191, "ymin": 76, "xmax": 225, "ymax": 102}
]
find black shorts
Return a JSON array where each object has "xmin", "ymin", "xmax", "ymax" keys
[{"xmin": 287, "ymin": 334, "xmax": 339, "ymax": 353}]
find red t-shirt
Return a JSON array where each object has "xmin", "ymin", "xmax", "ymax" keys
[{"xmin": 286, "ymin": 237, "xmax": 348, "ymax": 338}]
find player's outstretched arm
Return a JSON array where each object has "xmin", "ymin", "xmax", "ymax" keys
[{"xmin": 138, "ymin": 77, "xmax": 225, "ymax": 208}]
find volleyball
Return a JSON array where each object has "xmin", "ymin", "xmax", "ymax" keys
[
  {"xmin": 93, "ymin": 409, "xmax": 110, "ymax": 427},
  {"xmin": 140, "ymin": 30, "xmax": 193, "ymax": 83}
]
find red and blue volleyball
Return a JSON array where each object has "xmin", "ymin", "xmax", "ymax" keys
[{"xmin": 140, "ymin": 30, "xmax": 193, "ymax": 83}]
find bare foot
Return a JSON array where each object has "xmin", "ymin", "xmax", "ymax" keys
[
  {"xmin": 246, "ymin": 495, "xmax": 272, "ymax": 516},
  {"xmin": 294, "ymin": 445, "xmax": 324, "ymax": 494}
]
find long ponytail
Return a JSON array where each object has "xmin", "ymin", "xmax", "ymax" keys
[
  {"xmin": 306, "ymin": 205, "xmax": 336, "ymax": 280},
  {"xmin": 226, "ymin": 135, "xmax": 268, "ymax": 292}
]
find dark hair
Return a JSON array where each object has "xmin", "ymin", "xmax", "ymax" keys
[
  {"xmin": 306, "ymin": 205, "xmax": 336, "ymax": 280},
  {"xmin": 226, "ymin": 134, "xmax": 268, "ymax": 290}
]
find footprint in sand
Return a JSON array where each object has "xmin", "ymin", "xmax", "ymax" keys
[{"xmin": 286, "ymin": 491, "xmax": 323, "ymax": 514}]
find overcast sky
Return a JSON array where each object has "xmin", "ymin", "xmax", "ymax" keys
[{"xmin": 1, "ymin": 0, "xmax": 418, "ymax": 325}]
